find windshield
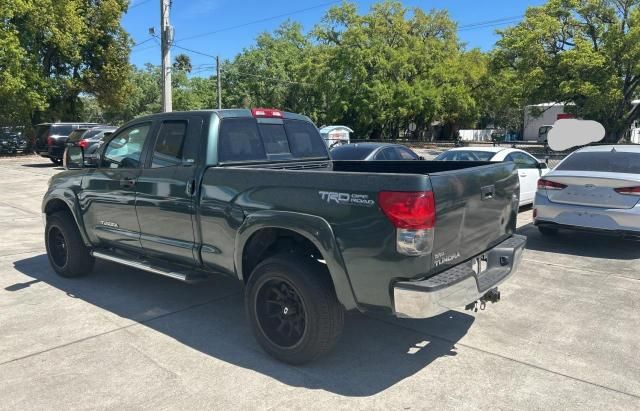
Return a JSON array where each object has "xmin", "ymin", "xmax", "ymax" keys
[
  {"xmin": 555, "ymin": 151, "xmax": 640, "ymax": 174},
  {"xmin": 435, "ymin": 150, "xmax": 496, "ymax": 161}
]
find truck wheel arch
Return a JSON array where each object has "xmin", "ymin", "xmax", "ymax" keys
[
  {"xmin": 43, "ymin": 195, "xmax": 91, "ymax": 246},
  {"xmin": 235, "ymin": 211, "xmax": 358, "ymax": 311}
]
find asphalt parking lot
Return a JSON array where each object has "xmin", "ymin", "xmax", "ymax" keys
[{"xmin": 1, "ymin": 155, "xmax": 639, "ymax": 409}]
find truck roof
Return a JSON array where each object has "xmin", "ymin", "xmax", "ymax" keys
[{"xmin": 133, "ymin": 109, "xmax": 313, "ymax": 123}]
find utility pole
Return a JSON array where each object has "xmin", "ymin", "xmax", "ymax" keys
[
  {"xmin": 216, "ymin": 56, "xmax": 222, "ymax": 109},
  {"xmin": 161, "ymin": 0, "xmax": 172, "ymax": 112}
]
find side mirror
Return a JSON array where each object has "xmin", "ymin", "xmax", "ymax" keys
[
  {"xmin": 63, "ymin": 146, "xmax": 84, "ymax": 170},
  {"xmin": 538, "ymin": 162, "xmax": 548, "ymax": 169}
]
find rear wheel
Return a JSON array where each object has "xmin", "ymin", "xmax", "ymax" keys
[
  {"xmin": 245, "ymin": 254, "xmax": 344, "ymax": 364},
  {"xmin": 538, "ymin": 226, "xmax": 558, "ymax": 236},
  {"xmin": 45, "ymin": 212, "xmax": 94, "ymax": 277}
]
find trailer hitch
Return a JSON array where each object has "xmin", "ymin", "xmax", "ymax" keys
[{"xmin": 465, "ymin": 287, "xmax": 501, "ymax": 312}]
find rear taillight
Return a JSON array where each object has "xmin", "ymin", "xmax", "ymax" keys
[
  {"xmin": 537, "ymin": 179, "xmax": 567, "ymax": 190},
  {"xmin": 379, "ymin": 191, "xmax": 435, "ymax": 229},
  {"xmin": 614, "ymin": 186, "xmax": 640, "ymax": 196},
  {"xmin": 379, "ymin": 191, "xmax": 435, "ymax": 256},
  {"xmin": 251, "ymin": 108, "xmax": 283, "ymax": 118},
  {"xmin": 46, "ymin": 135, "xmax": 53, "ymax": 145},
  {"xmin": 78, "ymin": 139, "xmax": 90, "ymax": 150}
]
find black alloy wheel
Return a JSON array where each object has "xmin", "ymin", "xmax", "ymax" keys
[
  {"xmin": 47, "ymin": 226, "xmax": 68, "ymax": 269},
  {"xmin": 255, "ymin": 277, "xmax": 307, "ymax": 348}
]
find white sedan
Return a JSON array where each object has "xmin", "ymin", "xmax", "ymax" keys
[{"xmin": 435, "ymin": 147, "xmax": 549, "ymax": 206}]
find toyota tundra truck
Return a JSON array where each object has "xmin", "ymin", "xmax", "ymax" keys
[{"xmin": 42, "ymin": 108, "xmax": 526, "ymax": 364}]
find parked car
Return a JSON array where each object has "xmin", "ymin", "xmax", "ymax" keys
[
  {"xmin": 67, "ymin": 126, "xmax": 118, "ymax": 161},
  {"xmin": 0, "ymin": 132, "xmax": 27, "ymax": 154},
  {"xmin": 34, "ymin": 122, "xmax": 101, "ymax": 164},
  {"xmin": 534, "ymin": 145, "xmax": 640, "ymax": 237},
  {"xmin": 330, "ymin": 142, "xmax": 423, "ymax": 160},
  {"xmin": 44, "ymin": 108, "xmax": 525, "ymax": 364},
  {"xmin": 435, "ymin": 147, "xmax": 549, "ymax": 206},
  {"xmin": 14, "ymin": 134, "xmax": 29, "ymax": 153},
  {"xmin": 0, "ymin": 133, "xmax": 16, "ymax": 154}
]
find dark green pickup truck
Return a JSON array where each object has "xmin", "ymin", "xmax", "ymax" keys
[{"xmin": 42, "ymin": 108, "xmax": 526, "ymax": 364}]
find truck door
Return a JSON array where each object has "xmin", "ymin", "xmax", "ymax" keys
[
  {"xmin": 134, "ymin": 118, "xmax": 203, "ymax": 265},
  {"xmin": 80, "ymin": 122, "xmax": 154, "ymax": 252}
]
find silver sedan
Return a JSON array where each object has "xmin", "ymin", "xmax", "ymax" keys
[{"xmin": 534, "ymin": 145, "xmax": 640, "ymax": 237}]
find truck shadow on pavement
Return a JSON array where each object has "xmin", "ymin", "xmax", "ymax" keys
[
  {"xmin": 517, "ymin": 223, "xmax": 640, "ymax": 260},
  {"xmin": 11, "ymin": 254, "xmax": 475, "ymax": 397}
]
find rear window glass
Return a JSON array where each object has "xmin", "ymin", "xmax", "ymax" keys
[
  {"xmin": 436, "ymin": 150, "xmax": 495, "ymax": 161},
  {"xmin": 218, "ymin": 119, "xmax": 267, "ymax": 162},
  {"xmin": 330, "ymin": 145, "xmax": 375, "ymax": 160},
  {"xmin": 50, "ymin": 125, "xmax": 74, "ymax": 136},
  {"xmin": 67, "ymin": 129, "xmax": 89, "ymax": 142},
  {"xmin": 218, "ymin": 118, "xmax": 327, "ymax": 162},
  {"xmin": 284, "ymin": 120, "xmax": 328, "ymax": 158},
  {"xmin": 258, "ymin": 124, "xmax": 291, "ymax": 154},
  {"xmin": 555, "ymin": 151, "xmax": 640, "ymax": 174}
]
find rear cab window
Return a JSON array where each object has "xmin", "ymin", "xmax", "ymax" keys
[{"xmin": 218, "ymin": 117, "xmax": 327, "ymax": 163}]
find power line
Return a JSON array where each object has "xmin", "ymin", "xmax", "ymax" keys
[
  {"xmin": 222, "ymin": 67, "xmax": 311, "ymax": 86},
  {"xmin": 174, "ymin": 0, "xmax": 341, "ymax": 43},
  {"xmin": 132, "ymin": 37, "xmax": 154, "ymax": 48},
  {"xmin": 458, "ymin": 15, "xmax": 524, "ymax": 29},
  {"xmin": 458, "ymin": 18, "xmax": 523, "ymax": 32},
  {"xmin": 131, "ymin": 43, "xmax": 159, "ymax": 53},
  {"xmin": 128, "ymin": 0, "xmax": 153, "ymax": 10},
  {"xmin": 172, "ymin": 43, "xmax": 217, "ymax": 59}
]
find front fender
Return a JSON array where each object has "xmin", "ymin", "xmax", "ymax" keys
[
  {"xmin": 42, "ymin": 189, "xmax": 91, "ymax": 247},
  {"xmin": 235, "ymin": 210, "xmax": 358, "ymax": 311}
]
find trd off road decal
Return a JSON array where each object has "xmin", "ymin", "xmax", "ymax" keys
[{"xmin": 319, "ymin": 191, "xmax": 375, "ymax": 207}]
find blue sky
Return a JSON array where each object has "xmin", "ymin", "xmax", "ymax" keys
[{"xmin": 125, "ymin": 0, "xmax": 545, "ymax": 75}]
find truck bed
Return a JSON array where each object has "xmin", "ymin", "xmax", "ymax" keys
[{"xmin": 200, "ymin": 160, "xmax": 519, "ymax": 310}]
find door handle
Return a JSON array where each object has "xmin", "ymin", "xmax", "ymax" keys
[
  {"xmin": 120, "ymin": 177, "xmax": 136, "ymax": 189},
  {"xmin": 481, "ymin": 185, "xmax": 495, "ymax": 200},
  {"xmin": 519, "ymin": 173, "xmax": 527, "ymax": 177},
  {"xmin": 185, "ymin": 179, "xmax": 196, "ymax": 196}
]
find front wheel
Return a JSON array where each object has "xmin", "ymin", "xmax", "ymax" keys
[
  {"xmin": 45, "ymin": 212, "xmax": 94, "ymax": 277},
  {"xmin": 245, "ymin": 254, "xmax": 344, "ymax": 365}
]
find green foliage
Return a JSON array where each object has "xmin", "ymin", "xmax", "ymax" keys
[
  {"xmin": 8, "ymin": 0, "xmax": 640, "ymax": 141},
  {"xmin": 0, "ymin": 0, "xmax": 132, "ymax": 126},
  {"xmin": 493, "ymin": 0, "xmax": 640, "ymax": 142}
]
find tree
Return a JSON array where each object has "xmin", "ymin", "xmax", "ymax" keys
[
  {"xmin": 493, "ymin": 0, "xmax": 640, "ymax": 142},
  {"xmin": 312, "ymin": 1, "xmax": 478, "ymax": 139},
  {"xmin": 173, "ymin": 53, "xmax": 192, "ymax": 73},
  {"xmin": 0, "ymin": 0, "xmax": 132, "ymax": 125}
]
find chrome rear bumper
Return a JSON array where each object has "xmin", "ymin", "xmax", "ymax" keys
[{"xmin": 393, "ymin": 234, "xmax": 526, "ymax": 319}]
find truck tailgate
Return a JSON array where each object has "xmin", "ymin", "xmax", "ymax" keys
[{"xmin": 428, "ymin": 163, "xmax": 519, "ymax": 271}]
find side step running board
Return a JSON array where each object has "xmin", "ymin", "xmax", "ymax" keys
[{"xmin": 92, "ymin": 250, "xmax": 208, "ymax": 283}]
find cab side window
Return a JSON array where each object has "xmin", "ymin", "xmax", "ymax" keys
[
  {"xmin": 102, "ymin": 123, "xmax": 151, "ymax": 169},
  {"xmin": 506, "ymin": 152, "xmax": 539, "ymax": 169},
  {"xmin": 151, "ymin": 121, "xmax": 188, "ymax": 168}
]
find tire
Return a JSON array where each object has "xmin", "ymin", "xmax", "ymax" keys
[
  {"xmin": 45, "ymin": 211, "xmax": 94, "ymax": 278},
  {"xmin": 245, "ymin": 254, "xmax": 344, "ymax": 365},
  {"xmin": 538, "ymin": 226, "xmax": 558, "ymax": 236}
]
